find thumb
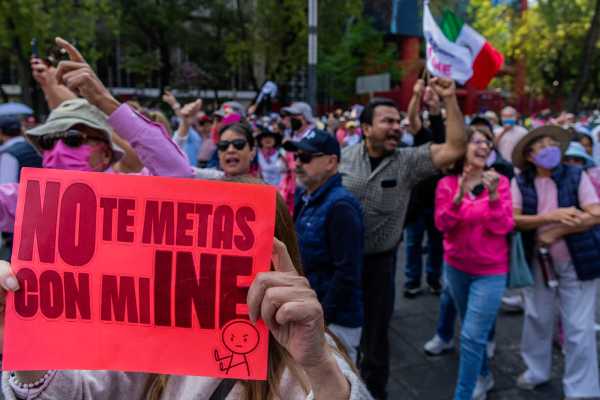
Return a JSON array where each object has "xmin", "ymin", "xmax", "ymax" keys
[
  {"xmin": 0, "ymin": 261, "xmax": 19, "ymax": 292},
  {"xmin": 55, "ymin": 37, "xmax": 85, "ymax": 63},
  {"xmin": 271, "ymin": 238, "xmax": 296, "ymax": 274}
]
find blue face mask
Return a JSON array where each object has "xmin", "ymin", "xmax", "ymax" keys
[
  {"xmin": 503, "ymin": 119, "xmax": 516, "ymax": 127},
  {"xmin": 532, "ymin": 146, "xmax": 562, "ymax": 170}
]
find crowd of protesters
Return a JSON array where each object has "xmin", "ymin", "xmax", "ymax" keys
[{"xmin": 1, "ymin": 36, "xmax": 600, "ymax": 400}]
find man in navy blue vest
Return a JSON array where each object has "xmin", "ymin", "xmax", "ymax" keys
[
  {"xmin": 0, "ymin": 115, "xmax": 42, "ymax": 261},
  {"xmin": 0, "ymin": 116, "xmax": 42, "ymax": 184},
  {"xmin": 284, "ymin": 130, "xmax": 364, "ymax": 363},
  {"xmin": 511, "ymin": 126, "xmax": 600, "ymax": 399}
]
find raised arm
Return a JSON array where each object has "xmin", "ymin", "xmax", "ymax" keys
[
  {"xmin": 407, "ymin": 80, "xmax": 424, "ymax": 134},
  {"xmin": 53, "ymin": 37, "xmax": 192, "ymax": 178},
  {"xmin": 429, "ymin": 78, "xmax": 466, "ymax": 169},
  {"xmin": 31, "ymin": 58, "xmax": 77, "ymax": 110},
  {"xmin": 162, "ymin": 90, "xmax": 183, "ymax": 119}
]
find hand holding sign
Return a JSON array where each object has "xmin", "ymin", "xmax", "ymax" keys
[
  {"xmin": 247, "ymin": 238, "xmax": 328, "ymax": 370},
  {"xmin": 54, "ymin": 37, "xmax": 120, "ymax": 115},
  {"xmin": 0, "ymin": 261, "xmax": 19, "ymax": 349},
  {"xmin": 4, "ymin": 169, "xmax": 275, "ymax": 380}
]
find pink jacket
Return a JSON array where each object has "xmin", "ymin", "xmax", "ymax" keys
[{"xmin": 435, "ymin": 174, "xmax": 515, "ymax": 276}]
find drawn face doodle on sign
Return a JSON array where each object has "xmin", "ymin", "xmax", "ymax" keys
[{"xmin": 222, "ymin": 319, "xmax": 260, "ymax": 355}]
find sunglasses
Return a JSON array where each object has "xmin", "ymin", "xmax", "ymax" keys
[
  {"xmin": 217, "ymin": 139, "xmax": 248, "ymax": 152},
  {"xmin": 38, "ymin": 130, "xmax": 94, "ymax": 151},
  {"xmin": 293, "ymin": 152, "xmax": 325, "ymax": 164}
]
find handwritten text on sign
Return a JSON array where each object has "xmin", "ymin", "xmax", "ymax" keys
[{"xmin": 3, "ymin": 168, "xmax": 276, "ymax": 380}]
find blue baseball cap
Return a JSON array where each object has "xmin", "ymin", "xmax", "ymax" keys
[
  {"xmin": 0, "ymin": 115, "xmax": 21, "ymax": 134},
  {"xmin": 283, "ymin": 129, "xmax": 340, "ymax": 158}
]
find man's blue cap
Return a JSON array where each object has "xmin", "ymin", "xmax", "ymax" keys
[
  {"xmin": 0, "ymin": 115, "xmax": 21, "ymax": 133},
  {"xmin": 283, "ymin": 129, "xmax": 340, "ymax": 158}
]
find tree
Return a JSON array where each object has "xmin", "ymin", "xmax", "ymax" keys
[
  {"xmin": 568, "ymin": 0, "xmax": 600, "ymax": 112},
  {"xmin": 318, "ymin": 18, "xmax": 401, "ymax": 104},
  {"xmin": 0, "ymin": 0, "xmax": 116, "ymax": 110},
  {"xmin": 468, "ymin": 0, "xmax": 600, "ymax": 111}
]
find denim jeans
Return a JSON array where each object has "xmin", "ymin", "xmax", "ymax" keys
[
  {"xmin": 404, "ymin": 208, "xmax": 443, "ymax": 287},
  {"xmin": 436, "ymin": 286, "xmax": 497, "ymax": 344},
  {"xmin": 445, "ymin": 263, "xmax": 506, "ymax": 400}
]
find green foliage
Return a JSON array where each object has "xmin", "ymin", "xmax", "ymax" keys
[
  {"xmin": 318, "ymin": 17, "xmax": 401, "ymax": 102},
  {"xmin": 0, "ymin": 1, "xmax": 404, "ymax": 104},
  {"xmin": 0, "ymin": 0, "xmax": 116, "ymax": 64},
  {"xmin": 468, "ymin": 0, "xmax": 599, "ymax": 103}
]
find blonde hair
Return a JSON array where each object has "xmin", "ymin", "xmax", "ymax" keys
[{"xmin": 146, "ymin": 110, "xmax": 172, "ymax": 135}]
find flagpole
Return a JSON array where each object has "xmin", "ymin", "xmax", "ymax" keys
[{"xmin": 307, "ymin": 0, "xmax": 318, "ymax": 112}]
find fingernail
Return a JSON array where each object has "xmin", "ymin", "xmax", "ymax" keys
[
  {"xmin": 249, "ymin": 312, "xmax": 256, "ymax": 324},
  {"xmin": 4, "ymin": 276, "xmax": 18, "ymax": 291}
]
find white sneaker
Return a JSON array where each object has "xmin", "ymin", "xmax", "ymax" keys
[
  {"xmin": 516, "ymin": 373, "xmax": 544, "ymax": 390},
  {"xmin": 472, "ymin": 374, "xmax": 494, "ymax": 400},
  {"xmin": 423, "ymin": 334, "xmax": 454, "ymax": 355},
  {"xmin": 486, "ymin": 341, "xmax": 496, "ymax": 359},
  {"xmin": 501, "ymin": 294, "xmax": 524, "ymax": 312}
]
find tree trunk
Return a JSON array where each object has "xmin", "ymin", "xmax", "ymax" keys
[{"xmin": 567, "ymin": 0, "xmax": 600, "ymax": 112}]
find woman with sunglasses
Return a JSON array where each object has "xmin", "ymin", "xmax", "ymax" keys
[
  {"xmin": 435, "ymin": 127, "xmax": 514, "ymax": 400},
  {"xmin": 193, "ymin": 123, "xmax": 259, "ymax": 180}
]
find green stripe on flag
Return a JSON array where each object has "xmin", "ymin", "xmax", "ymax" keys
[{"xmin": 441, "ymin": 8, "xmax": 463, "ymax": 42}]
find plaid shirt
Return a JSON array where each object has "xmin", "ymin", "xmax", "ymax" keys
[{"xmin": 340, "ymin": 143, "xmax": 437, "ymax": 254}]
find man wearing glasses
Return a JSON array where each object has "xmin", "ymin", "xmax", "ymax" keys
[{"xmin": 283, "ymin": 130, "xmax": 364, "ymax": 363}]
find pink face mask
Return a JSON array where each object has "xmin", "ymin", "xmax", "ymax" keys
[{"xmin": 42, "ymin": 140, "xmax": 96, "ymax": 171}]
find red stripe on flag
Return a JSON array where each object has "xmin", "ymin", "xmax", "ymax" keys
[{"xmin": 466, "ymin": 42, "xmax": 504, "ymax": 90}]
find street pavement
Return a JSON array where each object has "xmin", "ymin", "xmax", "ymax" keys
[{"xmin": 388, "ymin": 246, "xmax": 600, "ymax": 400}]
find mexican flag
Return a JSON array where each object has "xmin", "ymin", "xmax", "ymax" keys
[{"xmin": 423, "ymin": 4, "xmax": 504, "ymax": 90}]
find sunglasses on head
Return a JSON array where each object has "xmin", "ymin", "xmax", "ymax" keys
[
  {"xmin": 293, "ymin": 152, "xmax": 324, "ymax": 164},
  {"xmin": 38, "ymin": 130, "xmax": 92, "ymax": 151},
  {"xmin": 217, "ymin": 138, "xmax": 248, "ymax": 152}
]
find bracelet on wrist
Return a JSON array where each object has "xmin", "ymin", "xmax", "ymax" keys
[{"xmin": 9, "ymin": 371, "xmax": 52, "ymax": 389}]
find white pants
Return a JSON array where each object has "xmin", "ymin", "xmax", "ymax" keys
[
  {"xmin": 521, "ymin": 261, "xmax": 600, "ymax": 398},
  {"xmin": 328, "ymin": 323, "xmax": 362, "ymax": 364}
]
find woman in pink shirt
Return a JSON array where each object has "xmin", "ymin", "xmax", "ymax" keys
[{"xmin": 435, "ymin": 127, "xmax": 514, "ymax": 400}]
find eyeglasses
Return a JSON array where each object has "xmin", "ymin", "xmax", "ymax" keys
[
  {"xmin": 38, "ymin": 130, "xmax": 93, "ymax": 151},
  {"xmin": 470, "ymin": 138, "xmax": 494, "ymax": 148},
  {"xmin": 294, "ymin": 152, "xmax": 325, "ymax": 164},
  {"xmin": 217, "ymin": 139, "xmax": 248, "ymax": 152}
]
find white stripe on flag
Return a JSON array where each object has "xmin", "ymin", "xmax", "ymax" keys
[
  {"xmin": 423, "ymin": 4, "xmax": 474, "ymax": 84},
  {"xmin": 454, "ymin": 25, "xmax": 486, "ymax": 60}
]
